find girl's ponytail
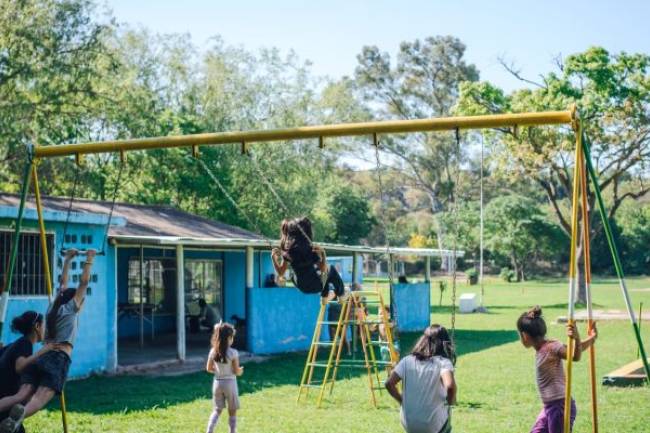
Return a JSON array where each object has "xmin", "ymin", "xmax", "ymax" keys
[{"xmin": 517, "ymin": 305, "xmax": 547, "ymax": 338}]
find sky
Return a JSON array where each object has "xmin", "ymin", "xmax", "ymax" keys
[{"xmin": 105, "ymin": 0, "xmax": 650, "ymax": 92}]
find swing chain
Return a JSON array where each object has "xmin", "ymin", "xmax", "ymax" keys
[
  {"xmin": 193, "ymin": 155, "xmax": 276, "ymax": 251},
  {"xmin": 60, "ymin": 160, "xmax": 81, "ymax": 255},
  {"xmin": 372, "ymin": 136, "xmax": 398, "ymax": 324},
  {"xmin": 100, "ymin": 159, "xmax": 125, "ymax": 255},
  {"xmin": 244, "ymin": 146, "xmax": 315, "ymax": 248}
]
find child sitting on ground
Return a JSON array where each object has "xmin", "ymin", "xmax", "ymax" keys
[
  {"xmin": 0, "ymin": 249, "xmax": 96, "ymax": 433},
  {"xmin": 272, "ymin": 217, "xmax": 348, "ymax": 305},
  {"xmin": 517, "ymin": 306, "xmax": 597, "ymax": 433},
  {"xmin": 205, "ymin": 322, "xmax": 243, "ymax": 433}
]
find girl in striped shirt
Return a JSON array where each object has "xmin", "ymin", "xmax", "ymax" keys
[{"xmin": 517, "ymin": 306, "xmax": 597, "ymax": 433}]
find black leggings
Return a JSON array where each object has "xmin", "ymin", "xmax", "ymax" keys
[{"xmin": 321, "ymin": 265, "xmax": 345, "ymax": 298}]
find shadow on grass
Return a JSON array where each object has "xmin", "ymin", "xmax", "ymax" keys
[
  {"xmin": 60, "ymin": 329, "xmax": 518, "ymax": 416},
  {"xmin": 398, "ymin": 329, "xmax": 519, "ymax": 359},
  {"xmin": 60, "ymin": 348, "xmax": 381, "ymax": 416}
]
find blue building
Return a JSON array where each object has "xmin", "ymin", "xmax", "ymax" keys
[{"xmin": 0, "ymin": 193, "xmax": 388, "ymax": 378}]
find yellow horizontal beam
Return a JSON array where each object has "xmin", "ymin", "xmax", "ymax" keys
[{"xmin": 34, "ymin": 109, "xmax": 575, "ymax": 158}]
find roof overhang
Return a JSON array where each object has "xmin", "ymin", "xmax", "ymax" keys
[{"xmin": 110, "ymin": 235, "xmax": 464, "ymax": 258}]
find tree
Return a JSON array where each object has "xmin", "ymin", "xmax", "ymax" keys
[
  {"xmin": 617, "ymin": 202, "xmax": 650, "ymax": 275},
  {"xmin": 353, "ymin": 36, "xmax": 479, "ymax": 257},
  {"xmin": 456, "ymin": 47, "xmax": 650, "ymax": 298},
  {"xmin": 0, "ymin": 0, "xmax": 117, "ymax": 191},
  {"xmin": 313, "ymin": 183, "xmax": 376, "ymax": 245},
  {"xmin": 484, "ymin": 195, "xmax": 564, "ymax": 281}
]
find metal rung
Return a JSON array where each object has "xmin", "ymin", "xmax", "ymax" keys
[
  {"xmin": 301, "ymin": 383, "xmax": 328, "ymax": 388},
  {"xmin": 353, "ymin": 291, "xmax": 383, "ymax": 296}
]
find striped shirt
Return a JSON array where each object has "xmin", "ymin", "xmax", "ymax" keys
[{"xmin": 535, "ymin": 340, "xmax": 566, "ymax": 403}]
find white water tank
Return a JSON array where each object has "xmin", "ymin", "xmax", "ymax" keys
[{"xmin": 459, "ymin": 293, "xmax": 477, "ymax": 313}]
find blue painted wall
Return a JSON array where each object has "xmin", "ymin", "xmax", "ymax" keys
[
  {"xmin": 392, "ymin": 283, "xmax": 431, "ymax": 332},
  {"xmin": 247, "ymin": 286, "xmax": 322, "ymax": 354},
  {"xmin": 223, "ymin": 251, "xmax": 245, "ymax": 322}
]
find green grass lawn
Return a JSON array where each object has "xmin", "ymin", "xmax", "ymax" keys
[{"xmin": 27, "ymin": 276, "xmax": 650, "ymax": 433}]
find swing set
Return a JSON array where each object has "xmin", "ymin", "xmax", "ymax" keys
[{"xmin": 0, "ymin": 106, "xmax": 648, "ymax": 433}]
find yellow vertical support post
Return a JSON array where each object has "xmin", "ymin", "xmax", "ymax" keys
[
  {"xmin": 564, "ymin": 125, "xmax": 582, "ymax": 433},
  {"xmin": 32, "ymin": 162, "xmax": 69, "ymax": 433},
  {"xmin": 328, "ymin": 298, "xmax": 352, "ymax": 396},
  {"xmin": 579, "ymin": 147, "xmax": 598, "ymax": 433},
  {"xmin": 297, "ymin": 302, "xmax": 327, "ymax": 402}
]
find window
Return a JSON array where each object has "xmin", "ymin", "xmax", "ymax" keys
[
  {"xmin": 0, "ymin": 231, "xmax": 53, "ymax": 296},
  {"xmin": 127, "ymin": 258, "xmax": 176, "ymax": 312},
  {"xmin": 185, "ymin": 260, "xmax": 223, "ymax": 316}
]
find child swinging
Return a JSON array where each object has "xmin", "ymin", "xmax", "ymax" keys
[{"xmin": 271, "ymin": 217, "xmax": 348, "ymax": 304}]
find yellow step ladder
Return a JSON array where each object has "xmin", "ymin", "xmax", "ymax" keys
[{"xmin": 297, "ymin": 290, "xmax": 399, "ymax": 407}]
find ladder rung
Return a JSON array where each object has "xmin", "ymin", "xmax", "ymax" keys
[
  {"xmin": 319, "ymin": 320, "xmax": 384, "ymax": 325},
  {"xmin": 354, "ymin": 291, "xmax": 383, "ymax": 296},
  {"xmin": 307, "ymin": 363, "xmax": 331, "ymax": 368}
]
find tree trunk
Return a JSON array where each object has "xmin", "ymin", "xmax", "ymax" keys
[{"xmin": 511, "ymin": 255, "xmax": 520, "ymax": 282}]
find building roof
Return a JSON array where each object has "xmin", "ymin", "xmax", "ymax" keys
[
  {"xmin": 0, "ymin": 193, "xmax": 260, "ymax": 240},
  {"xmin": 0, "ymin": 193, "xmax": 462, "ymax": 257}
]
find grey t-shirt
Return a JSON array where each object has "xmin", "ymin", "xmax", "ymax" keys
[
  {"xmin": 394, "ymin": 355, "xmax": 454, "ymax": 433},
  {"xmin": 45, "ymin": 298, "xmax": 80, "ymax": 346}
]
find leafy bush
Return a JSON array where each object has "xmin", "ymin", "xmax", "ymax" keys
[
  {"xmin": 466, "ymin": 268, "xmax": 478, "ymax": 285},
  {"xmin": 500, "ymin": 267, "xmax": 515, "ymax": 283}
]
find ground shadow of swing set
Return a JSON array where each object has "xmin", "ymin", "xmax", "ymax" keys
[{"xmin": 1, "ymin": 106, "xmax": 648, "ymax": 432}]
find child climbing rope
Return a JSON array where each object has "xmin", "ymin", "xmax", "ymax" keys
[
  {"xmin": 205, "ymin": 322, "xmax": 243, "ymax": 433},
  {"xmin": 517, "ymin": 306, "xmax": 597, "ymax": 433},
  {"xmin": 271, "ymin": 217, "xmax": 348, "ymax": 304},
  {"xmin": 0, "ymin": 249, "xmax": 96, "ymax": 433}
]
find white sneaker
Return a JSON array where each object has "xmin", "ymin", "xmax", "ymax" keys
[{"xmin": 0, "ymin": 405, "xmax": 25, "ymax": 433}]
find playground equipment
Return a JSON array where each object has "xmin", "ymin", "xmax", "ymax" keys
[
  {"xmin": 1, "ymin": 107, "xmax": 648, "ymax": 433},
  {"xmin": 297, "ymin": 290, "xmax": 398, "ymax": 407}
]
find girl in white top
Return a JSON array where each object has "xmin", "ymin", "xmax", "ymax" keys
[
  {"xmin": 205, "ymin": 323, "xmax": 243, "ymax": 433},
  {"xmin": 385, "ymin": 325, "xmax": 457, "ymax": 433}
]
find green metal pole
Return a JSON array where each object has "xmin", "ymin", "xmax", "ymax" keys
[
  {"xmin": 0, "ymin": 157, "xmax": 34, "ymax": 337},
  {"xmin": 582, "ymin": 133, "xmax": 650, "ymax": 384}
]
